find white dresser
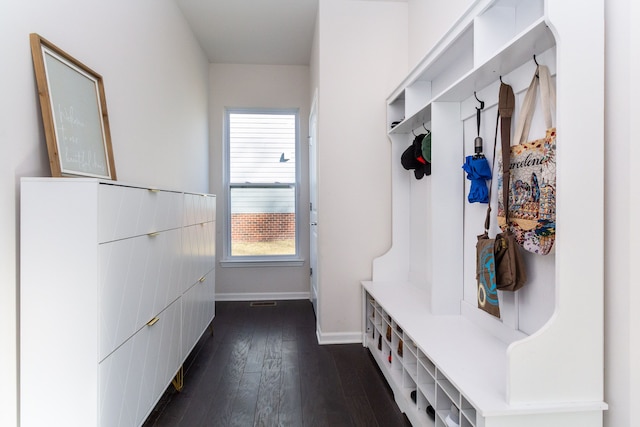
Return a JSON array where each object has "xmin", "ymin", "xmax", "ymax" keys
[{"xmin": 20, "ymin": 178, "xmax": 216, "ymax": 427}]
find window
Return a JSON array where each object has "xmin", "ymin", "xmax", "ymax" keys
[{"xmin": 224, "ymin": 109, "xmax": 300, "ymax": 262}]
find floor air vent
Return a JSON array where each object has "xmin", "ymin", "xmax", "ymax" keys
[{"xmin": 249, "ymin": 301, "xmax": 277, "ymax": 307}]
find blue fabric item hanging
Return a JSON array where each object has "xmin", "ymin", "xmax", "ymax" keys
[{"xmin": 462, "ymin": 155, "xmax": 492, "ymax": 203}]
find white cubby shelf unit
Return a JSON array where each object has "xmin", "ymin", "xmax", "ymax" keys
[{"xmin": 363, "ymin": 1, "xmax": 606, "ymax": 426}]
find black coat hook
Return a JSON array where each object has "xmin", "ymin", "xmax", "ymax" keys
[
  {"xmin": 474, "ymin": 102, "xmax": 484, "ymax": 157},
  {"xmin": 499, "ymin": 75, "xmax": 504, "ymax": 84},
  {"xmin": 422, "ymin": 123, "xmax": 429, "ymax": 133},
  {"xmin": 533, "ymin": 54, "xmax": 540, "ymax": 78},
  {"xmin": 474, "ymin": 91, "xmax": 485, "ymax": 110}
]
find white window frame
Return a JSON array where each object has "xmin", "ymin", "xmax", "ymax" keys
[{"xmin": 221, "ymin": 107, "xmax": 303, "ymax": 267}]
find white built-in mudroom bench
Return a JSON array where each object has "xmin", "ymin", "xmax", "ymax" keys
[
  {"xmin": 20, "ymin": 178, "xmax": 216, "ymax": 427},
  {"xmin": 362, "ymin": 1, "xmax": 606, "ymax": 426}
]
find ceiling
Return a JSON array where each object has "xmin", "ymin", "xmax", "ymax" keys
[{"xmin": 175, "ymin": 0, "xmax": 319, "ymax": 65}]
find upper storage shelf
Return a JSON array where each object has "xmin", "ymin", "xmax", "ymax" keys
[{"xmin": 388, "ymin": 0, "xmax": 550, "ymax": 135}]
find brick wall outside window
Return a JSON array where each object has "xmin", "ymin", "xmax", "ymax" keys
[{"xmin": 231, "ymin": 212, "xmax": 295, "ymax": 242}]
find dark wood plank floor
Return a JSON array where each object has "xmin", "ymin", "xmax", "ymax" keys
[{"xmin": 144, "ymin": 300, "xmax": 411, "ymax": 427}]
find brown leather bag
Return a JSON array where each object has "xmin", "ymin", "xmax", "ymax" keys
[
  {"xmin": 476, "ymin": 82, "xmax": 526, "ymax": 308},
  {"xmin": 492, "ymin": 82, "xmax": 526, "ymax": 291},
  {"xmin": 494, "ymin": 229, "xmax": 526, "ymax": 291}
]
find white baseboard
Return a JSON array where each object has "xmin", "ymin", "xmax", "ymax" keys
[
  {"xmin": 316, "ymin": 326, "xmax": 362, "ymax": 345},
  {"xmin": 215, "ymin": 292, "xmax": 310, "ymax": 301}
]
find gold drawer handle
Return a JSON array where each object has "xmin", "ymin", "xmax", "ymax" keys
[
  {"xmin": 199, "ymin": 276, "xmax": 206, "ymax": 283},
  {"xmin": 147, "ymin": 232, "xmax": 160, "ymax": 237},
  {"xmin": 148, "ymin": 188, "xmax": 159, "ymax": 193},
  {"xmin": 146, "ymin": 317, "xmax": 160, "ymax": 327}
]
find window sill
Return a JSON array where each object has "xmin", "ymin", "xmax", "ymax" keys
[{"xmin": 220, "ymin": 258, "xmax": 305, "ymax": 268}]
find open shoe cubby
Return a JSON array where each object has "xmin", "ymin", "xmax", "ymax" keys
[
  {"xmin": 364, "ymin": 0, "xmax": 606, "ymax": 426},
  {"xmin": 365, "ymin": 288, "xmax": 480, "ymax": 427},
  {"xmin": 364, "ymin": 284, "xmax": 506, "ymax": 427}
]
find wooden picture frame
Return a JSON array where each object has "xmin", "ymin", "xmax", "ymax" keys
[{"xmin": 30, "ymin": 33, "xmax": 117, "ymax": 180}]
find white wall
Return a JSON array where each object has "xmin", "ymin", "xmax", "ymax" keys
[
  {"xmin": 0, "ymin": 1, "xmax": 209, "ymax": 425},
  {"xmin": 209, "ymin": 63, "xmax": 311, "ymax": 300},
  {"xmin": 315, "ymin": 0, "xmax": 408, "ymax": 342},
  {"xmin": 629, "ymin": 0, "xmax": 640, "ymax": 417},
  {"xmin": 604, "ymin": 1, "xmax": 639, "ymax": 426},
  {"xmin": 408, "ymin": 0, "xmax": 472, "ymax": 68},
  {"xmin": 311, "ymin": 11, "xmax": 320, "ymax": 101}
]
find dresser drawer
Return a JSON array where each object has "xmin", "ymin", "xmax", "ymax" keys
[
  {"xmin": 99, "ymin": 298, "xmax": 182, "ymax": 427},
  {"xmin": 182, "ymin": 269, "xmax": 215, "ymax": 357},
  {"xmin": 184, "ymin": 193, "xmax": 216, "ymax": 226},
  {"xmin": 98, "ymin": 228, "xmax": 182, "ymax": 360},
  {"xmin": 181, "ymin": 221, "xmax": 215, "ymax": 290},
  {"xmin": 98, "ymin": 184, "xmax": 183, "ymax": 243}
]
